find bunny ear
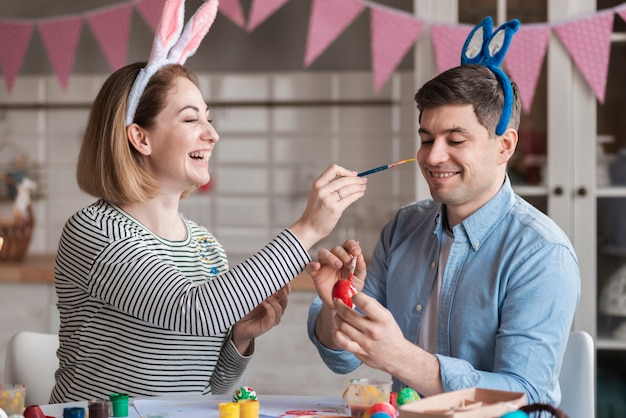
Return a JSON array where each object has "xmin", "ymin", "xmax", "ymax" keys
[
  {"xmin": 461, "ymin": 16, "xmax": 492, "ymax": 65},
  {"xmin": 167, "ymin": 0, "xmax": 219, "ymax": 64},
  {"xmin": 148, "ymin": 0, "xmax": 187, "ymax": 66},
  {"xmin": 484, "ymin": 19, "xmax": 520, "ymax": 67},
  {"xmin": 126, "ymin": 0, "xmax": 219, "ymax": 126}
]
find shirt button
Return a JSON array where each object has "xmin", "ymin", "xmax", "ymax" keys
[
  {"xmin": 431, "ymin": 261, "xmax": 437, "ymax": 269},
  {"xmin": 416, "ymin": 304, "xmax": 423, "ymax": 311}
]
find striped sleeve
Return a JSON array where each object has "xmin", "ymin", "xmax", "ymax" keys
[
  {"xmin": 58, "ymin": 206, "xmax": 311, "ymax": 337},
  {"xmin": 209, "ymin": 332, "xmax": 253, "ymax": 394}
]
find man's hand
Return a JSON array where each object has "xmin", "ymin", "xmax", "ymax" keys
[{"xmin": 306, "ymin": 239, "xmax": 366, "ymax": 308}]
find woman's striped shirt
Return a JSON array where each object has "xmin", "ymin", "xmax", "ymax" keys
[{"xmin": 50, "ymin": 199, "xmax": 310, "ymax": 402}]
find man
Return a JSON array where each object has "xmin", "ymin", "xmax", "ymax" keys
[{"xmin": 305, "ymin": 63, "xmax": 580, "ymax": 406}]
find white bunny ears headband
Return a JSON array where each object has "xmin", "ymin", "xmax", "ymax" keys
[
  {"xmin": 125, "ymin": 0, "xmax": 219, "ymax": 126},
  {"xmin": 461, "ymin": 16, "xmax": 520, "ymax": 136}
]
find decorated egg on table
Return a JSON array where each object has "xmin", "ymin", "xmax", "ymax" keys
[
  {"xmin": 233, "ymin": 386, "xmax": 257, "ymax": 402},
  {"xmin": 363, "ymin": 402, "xmax": 396, "ymax": 418},
  {"xmin": 332, "ymin": 279, "xmax": 358, "ymax": 308},
  {"xmin": 396, "ymin": 387, "xmax": 420, "ymax": 407}
]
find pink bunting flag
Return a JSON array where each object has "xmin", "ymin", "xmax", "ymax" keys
[
  {"xmin": 370, "ymin": 4, "xmax": 424, "ymax": 92},
  {"xmin": 504, "ymin": 23, "xmax": 551, "ymax": 114},
  {"xmin": 0, "ymin": 21, "xmax": 34, "ymax": 93},
  {"xmin": 247, "ymin": 0, "xmax": 291, "ymax": 32},
  {"xmin": 304, "ymin": 0, "xmax": 366, "ymax": 67},
  {"xmin": 554, "ymin": 9, "xmax": 614, "ymax": 103},
  {"xmin": 616, "ymin": 3, "xmax": 626, "ymax": 24},
  {"xmin": 219, "ymin": 0, "xmax": 246, "ymax": 29},
  {"xmin": 38, "ymin": 16, "xmax": 83, "ymax": 91},
  {"xmin": 87, "ymin": 3, "xmax": 133, "ymax": 71},
  {"xmin": 430, "ymin": 23, "xmax": 473, "ymax": 74},
  {"xmin": 135, "ymin": 0, "xmax": 167, "ymax": 32}
]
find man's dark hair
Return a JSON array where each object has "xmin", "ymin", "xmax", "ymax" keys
[{"xmin": 414, "ymin": 64, "xmax": 521, "ymax": 137}]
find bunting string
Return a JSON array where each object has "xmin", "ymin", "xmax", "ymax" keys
[{"xmin": 1, "ymin": 0, "xmax": 626, "ymax": 112}]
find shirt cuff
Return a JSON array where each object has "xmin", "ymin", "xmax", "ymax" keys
[
  {"xmin": 307, "ymin": 296, "xmax": 361, "ymax": 374},
  {"xmin": 436, "ymin": 354, "xmax": 480, "ymax": 391}
]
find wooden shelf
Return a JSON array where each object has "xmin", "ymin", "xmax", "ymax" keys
[
  {"xmin": 0, "ymin": 254, "xmax": 55, "ymax": 284},
  {"xmin": 0, "ymin": 255, "xmax": 318, "ymax": 291}
]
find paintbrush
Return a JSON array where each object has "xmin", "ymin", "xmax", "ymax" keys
[
  {"xmin": 348, "ymin": 256, "xmax": 357, "ymax": 281},
  {"xmin": 357, "ymin": 158, "xmax": 416, "ymax": 177}
]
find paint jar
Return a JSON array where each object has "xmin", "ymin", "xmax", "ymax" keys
[{"xmin": 88, "ymin": 399, "xmax": 110, "ymax": 418}]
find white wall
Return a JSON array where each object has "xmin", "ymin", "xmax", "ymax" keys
[{"xmin": 0, "ymin": 70, "xmax": 418, "ymax": 266}]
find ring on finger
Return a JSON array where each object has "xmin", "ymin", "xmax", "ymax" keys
[{"xmin": 336, "ymin": 189, "xmax": 343, "ymax": 200}]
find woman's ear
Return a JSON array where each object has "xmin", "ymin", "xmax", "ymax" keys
[
  {"xmin": 126, "ymin": 123, "xmax": 151, "ymax": 156},
  {"xmin": 498, "ymin": 127, "xmax": 518, "ymax": 164}
]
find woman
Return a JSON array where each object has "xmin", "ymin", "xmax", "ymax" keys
[{"xmin": 50, "ymin": 62, "xmax": 367, "ymax": 402}]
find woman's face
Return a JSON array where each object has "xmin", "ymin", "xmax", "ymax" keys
[{"xmin": 142, "ymin": 76, "xmax": 219, "ymax": 195}]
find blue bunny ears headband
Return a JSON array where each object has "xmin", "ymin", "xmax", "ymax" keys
[{"xmin": 461, "ymin": 16, "xmax": 520, "ymax": 136}]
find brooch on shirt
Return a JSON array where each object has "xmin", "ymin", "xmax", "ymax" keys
[{"xmin": 196, "ymin": 235, "xmax": 219, "ymax": 274}]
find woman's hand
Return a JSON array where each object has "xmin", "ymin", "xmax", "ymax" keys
[
  {"xmin": 231, "ymin": 285, "xmax": 290, "ymax": 354},
  {"xmin": 289, "ymin": 165, "xmax": 367, "ymax": 249}
]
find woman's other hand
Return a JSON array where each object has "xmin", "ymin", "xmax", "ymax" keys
[{"xmin": 231, "ymin": 284, "xmax": 290, "ymax": 354}]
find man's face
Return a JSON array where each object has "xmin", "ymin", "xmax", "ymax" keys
[{"xmin": 417, "ymin": 104, "xmax": 510, "ymax": 224}]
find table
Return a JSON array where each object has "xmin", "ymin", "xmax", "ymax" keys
[{"xmin": 40, "ymin": 395, "xmax": 346, "ymax": 418}]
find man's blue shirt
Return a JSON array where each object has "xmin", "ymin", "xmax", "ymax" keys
[{"xmin": 308, "ymin": 178, "xmax": 580, "ymax": 405}]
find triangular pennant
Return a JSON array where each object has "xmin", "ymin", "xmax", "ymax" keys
[
  {"xmin": 247, "ymin": 0, "xmax": 291, "ymax": 32},
  {"xmin": 304, "ymin": 0, "xmax": 366, "ymax": 67},
  {"xmin": 615, "ymin": 3, "xmax": 626, "ymax": 24},
  {"xmin": 370, "ymin": 4, "xmax": 424, "ymax": 92},
  {"xmin": 38, "ymin": 16, "xmax": 83, "ymax": 91},
  {"xmin": 504, "ymin": 23, "xmax": 551, "ymax": 114},
  {"xmin": 0, "ymin": 21, "xmax": 34, "ymax": 93},
  {"xmin": 86, "ymin": 3, "xmax": 133, "ymax": 71},
  {"xmin": 554, "ymin": 9, "xmax": 614, "ymax": 103},
  {"xmin": 430, "ymin": 23, "xmax": 473, "ymax": 74},
  {"xmin": 219, "ymin": 0, "xmax": 246, "ymax": 29},
  {"xmin": 135, "ymin": 0, "xmax": 167, "ymax": 32}
]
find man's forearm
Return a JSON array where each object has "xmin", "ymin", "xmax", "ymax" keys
[{"xmin": 315, "ymin": 305, "xmax": 341, "ymax": 350}]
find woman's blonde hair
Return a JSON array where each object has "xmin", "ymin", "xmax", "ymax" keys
[{"xmin": 77, "ymin": 63, "xmax": 199, "ymax": 205}]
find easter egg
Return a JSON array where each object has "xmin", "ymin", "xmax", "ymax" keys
[
  {"xmin": 363, "ymin": 402, "xmax": 396, "ymax": 418},
  {"xmin": 233, "ymin": 386, "xmax": 257, "ymax": 402},
  {"xmin": 332, "ymin": 279, "xmax": 358, "ymax": 308},
  {"xmin": 396, "ymin": 387, "xmax": 420, "ymax": 407}
]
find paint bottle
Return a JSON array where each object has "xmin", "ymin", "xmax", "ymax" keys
[
  {"xmin": 239, "ymin": 400, "xmax": 259, "ymax": 418},
  {"xmin": 87, "ymin": 399, "xmax": 110, "ymax": 418}
]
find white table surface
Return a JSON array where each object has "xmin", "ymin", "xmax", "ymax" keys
[{"xmin": 40, "ymin": 394, "xmax": 346, "ymax": 418}]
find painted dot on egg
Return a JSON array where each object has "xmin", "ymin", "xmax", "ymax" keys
[{"xmin": 233, "ymin": 386, "xmax": 258, "ymax": 402}]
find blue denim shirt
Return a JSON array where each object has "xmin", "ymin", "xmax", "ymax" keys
[{"xmin": 308, "ymin": 178, "xmax": 580, "ymax": 405}]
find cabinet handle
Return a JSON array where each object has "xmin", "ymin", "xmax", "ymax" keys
[
  {"xmin": 577, "ymin": 187, "xmax": 587, "ymax": 197},
  {"xmin": 553, "ymin": 186, "xmax": 563, "ymax": 196}
]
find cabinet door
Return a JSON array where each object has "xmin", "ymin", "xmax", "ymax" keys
[{"xmin": 596, "ymin": 0, "xmax": 626, "ymax": 353}]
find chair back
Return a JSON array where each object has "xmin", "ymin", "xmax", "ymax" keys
[
  {"xmin": 558, "ymin": 330, "xmax": 595, "ymax": 418},
  {"xmin": 3, "ymin": 331, "xmax": 59, "ymax": 406}
]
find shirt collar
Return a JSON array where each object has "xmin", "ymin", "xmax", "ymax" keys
[{"xmin": 435, "ymin": 176, "xmax": 515, "ymax": 251}]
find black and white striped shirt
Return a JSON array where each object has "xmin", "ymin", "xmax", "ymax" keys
[{"xmin": 51, "ymin": 200, "xmax": 310, "ymax": 402}]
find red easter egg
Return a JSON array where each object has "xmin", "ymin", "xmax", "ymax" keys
[
  {"xmin": 332, "ymin": 279, "xmax": 358, "ymax": 308},
  {"xmin": 363, "ymin": 402, "xmax": 397, "ymax": 418}
]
